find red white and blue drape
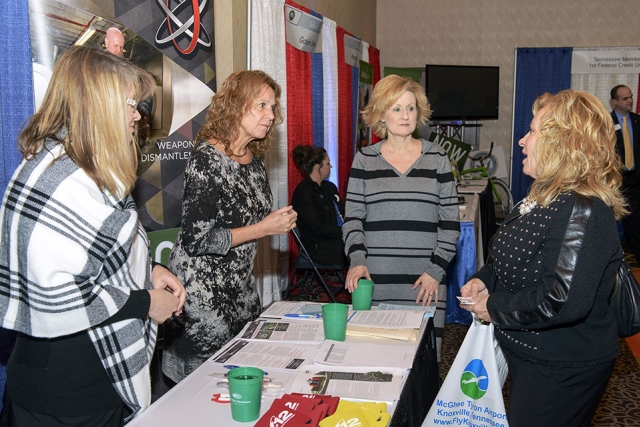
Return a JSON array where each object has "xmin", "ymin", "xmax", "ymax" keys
[{"xmin": 251, "ymin": 0, "xmax": 380, "ymax": 303}]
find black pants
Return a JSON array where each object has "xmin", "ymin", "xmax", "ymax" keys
[
  {"xmin": 0, "ymin": 400, "xmax": 127, "ymax": 427},
  {"xmin": 506, "ymin": 357, "xmax": 615, "ymax": 427}
]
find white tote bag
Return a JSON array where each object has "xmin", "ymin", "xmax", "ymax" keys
[{"xmin": 422, "ymin": 320, "xmax": 509, "ymax": 427}]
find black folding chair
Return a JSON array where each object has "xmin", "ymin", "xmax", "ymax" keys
[{"xmin": 283, "ymin": 227, "xmax": 346, "ymax": 303}]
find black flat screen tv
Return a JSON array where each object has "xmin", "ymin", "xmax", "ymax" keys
[{"xmin": 425, "ymin": 64, "xmax": 499, "ymax": 121}]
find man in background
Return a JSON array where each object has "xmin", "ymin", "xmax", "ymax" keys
[
  {"xmin": 104, "ymin": 27, "xmax": 153, "ymax": 142},
  {"xmin": 611, "ymin": 84, "xmax": 640, "ymax": 263},
  {"xmin": 104, "ymin": 27, "xmax": 124, "ymax": 57}
]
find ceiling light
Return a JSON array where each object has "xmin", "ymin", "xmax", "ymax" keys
[{"xmin": 75, "ymin": 28, "xmax": 96, "ymax": 46}]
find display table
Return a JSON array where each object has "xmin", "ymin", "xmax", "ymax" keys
[
  {"xmin": 457, "ymin": 179, "xmax": 497, "ymax": 264},
  {"xmin": 127, "ymin": 306, "xmax": 438, "ymax": 427},
  {"xmin": 446, "ymin": 191, "xmax": 480, "ymax": 325},
  {"xmin": 446, "ymin": 178, "xmax": 498, "ymax": 325}
]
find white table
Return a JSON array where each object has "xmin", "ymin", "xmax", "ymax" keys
[{"xmin": 127, "ymin": 310, "xmax": 437, "ymax": 427}]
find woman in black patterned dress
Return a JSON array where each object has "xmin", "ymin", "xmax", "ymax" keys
[{"xmin": 162, "ymin": 70, "xmax": 297, "ymax": 383}]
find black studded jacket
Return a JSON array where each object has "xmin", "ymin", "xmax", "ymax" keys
[{"xmin": 473, "ymin": 193, "xmax": 621, "ymax": 366}]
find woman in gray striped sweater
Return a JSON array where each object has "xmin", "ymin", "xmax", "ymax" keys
[{"xmin": 343, "ymin": 75, "xmax": 460, "ymax": 360}]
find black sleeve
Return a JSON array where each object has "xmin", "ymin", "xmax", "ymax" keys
[
  {"xmin": 292, "ymin": 182, "xmax": 342, "ymax": 239},
  {"xmin": 100, "ymin": 290, "xmax": 151, "ymax": 326},
  {"xmin": 471, "ymin": 258, "xmax": 497, "ymax": 292}
]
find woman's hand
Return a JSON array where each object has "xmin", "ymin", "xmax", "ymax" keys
[
  {"xmin": 345, "ymin": 265, "xmax": 371, "ymax": 292},
  {"xmin": 261, "ymin": 206, "xmax": 298, "ymax": 236},
  {"xmin": 460, "ymin": 278, "xmax": 488, "ymax": 298},
  {"xmin": 148, "ymin": 289, "xmax": 181, "ymax": 323},
  {"xmin": 464, "ymin": 294, "xmax": 492, "ymax": 323},
  {"xmin": 151, "ymin": 264, "xmax": 185, "ymax": 315},
  {"xmin": 413, "ymin": 272, "xmax": 439, "ymax": 306},
  {"xmin": 460, "ymin": 278, "xmax": 491, "ymax": 322}
]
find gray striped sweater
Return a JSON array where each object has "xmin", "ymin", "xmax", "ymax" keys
[{"xmin": 343, "ymin": 139, "xmax": 460, "ymax": 303}]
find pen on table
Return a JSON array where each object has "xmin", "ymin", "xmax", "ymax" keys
[
  {"xmin": 283, "ymin": 313, "xmax": 322, "ymax": 319},
  {"xmin": 215, "ymin": 377, "xmax": 274, "ymax": 384},
  {"xmin": 223, "ymin": 365, "xmax": 268, "ymax": 375},
  {"xmin": 216, "ymin": 381, "xmax": 282, "ymax": 390}
]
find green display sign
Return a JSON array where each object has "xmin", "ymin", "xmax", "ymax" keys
[{"xmin": 428, "ymin": 132, "xmax": 472, "ymax": 172}]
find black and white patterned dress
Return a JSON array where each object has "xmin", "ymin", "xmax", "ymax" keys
[{"xmin": 162, "ymin": 141, "xmax": 272, "ymax": 382}]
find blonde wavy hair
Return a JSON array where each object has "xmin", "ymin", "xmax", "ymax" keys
[
  {"xmin": 195, "ymin": 70, "xmax": 283, "ymax": 157},
  {"xmin": 529, "ymin": 89, "xmax": 627, "ymax": 219},
  {"xmin": 19, "ymin": 46, "xmax": 154, "ymax": 198},
  {"xmin": 361, "ymin": 74, "xmax": 432, "ymax": 139}
]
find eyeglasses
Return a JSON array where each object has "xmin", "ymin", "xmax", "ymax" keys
[{"xmin": 126, "ymin": 98, "xmax": 138, "ymax": 109}]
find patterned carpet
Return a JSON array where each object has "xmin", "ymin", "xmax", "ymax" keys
[{"xmin": 283, "ymin": 269, "xmax": 351, "ymax": 304}]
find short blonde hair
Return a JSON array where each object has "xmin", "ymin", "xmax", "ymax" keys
[
  {"xmin": 361, "ymin": 75, "xmax": 432, "ymax": 139},
  {"xmin": 529, "ymin": 89, "xmax": 627, "ymax": 219},
  {"xmin": 19, "ymin": 46, "xmax": 154, "ymax": 198},
  {"xmin": 196, "ymin": 70, "xmax": 283, "ymax": 157}
]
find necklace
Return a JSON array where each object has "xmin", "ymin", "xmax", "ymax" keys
[
  {"xmin": 518, "ymin": 195, "xmax": 538, "ymax": 215},
  {"xmin": 230, "ymin": 147, "xmax": 248, "ymax": 157}
]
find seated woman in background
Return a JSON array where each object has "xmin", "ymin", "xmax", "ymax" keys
[{"xmin": 291, "ymin": 145, "xmax": 347, "ymax": 266}]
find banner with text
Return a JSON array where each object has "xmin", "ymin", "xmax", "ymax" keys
[
  {"xmin": 284, "ymin": 4, "xmax": 322, "ymax": 53},
  {"xmin": 572, "ymin": 47, "xmax": 640, "ymax": 74},
  {"xmin": 428, "ymin": 132, "xmax": 472, "ymax": 172},
  {"xmin": 344, "ymin": 35, "xmax": 361, "ymax": 67}
]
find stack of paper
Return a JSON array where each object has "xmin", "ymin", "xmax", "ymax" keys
[{"xmin": 346, "ymin": 326, "xmax": 418, "ymax": 341}]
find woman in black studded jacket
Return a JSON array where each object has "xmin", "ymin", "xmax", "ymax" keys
[{"xmin": 461, "ymin": 90, "xmax": 628, "ymax": 427}]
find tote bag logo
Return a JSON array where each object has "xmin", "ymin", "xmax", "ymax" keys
[{"xmin": 460, "ymin": 359, "xmax": 489, "ymax": 399}]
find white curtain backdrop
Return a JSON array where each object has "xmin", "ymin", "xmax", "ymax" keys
[
  {"xmin": 250, "ymin": 0, "xmax": 289, "ymax": 306},
  {"xmin": 322, "ymin": 18, "xmax": 339, "ymax": 184},
  {"xmin": 571, "ymin": 74, "xmax": 638, "ymax": 113}
]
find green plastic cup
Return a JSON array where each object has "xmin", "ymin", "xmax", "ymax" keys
[
  {"xmin": 352, "ymin": 279, "xmax": 374, "ymax": 310},
  {"xmin": 227, "ymin": 367, "xmax": 264, "ymax": 422},
  {"xmin": 322, "ymin": 303, "xmax": 349, "ymax": 341}
]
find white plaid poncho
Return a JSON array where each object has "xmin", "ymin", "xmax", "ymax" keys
[{"xmin": 0, "ymin": 140, "xmax": 157, "ymax": 420}]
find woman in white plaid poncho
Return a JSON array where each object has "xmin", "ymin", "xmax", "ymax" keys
[{"xmin": 0, "ymin": 47, "xmax": 185, "ymax": 426}]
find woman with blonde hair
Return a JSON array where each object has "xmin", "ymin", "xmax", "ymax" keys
[
  {"xmin": 162, "ymin": 70, "xmax": 297, "ymax": 383},
  {"xmin": 462, "ymin": 89, "xmax": 626, "ymax": 426},
  {"xmin": 343, "ymin": 74, "xmax": 460, "ymax": 360},
  {"xmin": 0, "ymin": 46, "xmax": 185, "ymax": 426}
]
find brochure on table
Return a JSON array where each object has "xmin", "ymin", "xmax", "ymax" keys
[
  {"xmin": 347, "ymin": 310, "xmax": 424, "ymax": 328},
  {"xmin": 289, "ymin": 365, "xmax": 406, "ymax": 402},
  {"xmin": 261, "ymin": 301, "xmax": 325, "ymax": 318},
  {"xmin": 313, "ymin": 340, "xmax": 417, "ymax": 369},
  {"xmin": 377, "ymin": 303, "xmax": 435, "ymax": 317},
  {"xmin": 211, "ymin": 339, "xmax": 320, "ymax": 371},
  {"xmin": 238, "ymin": 319, "xmax": 325, "ymax": 343}
]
